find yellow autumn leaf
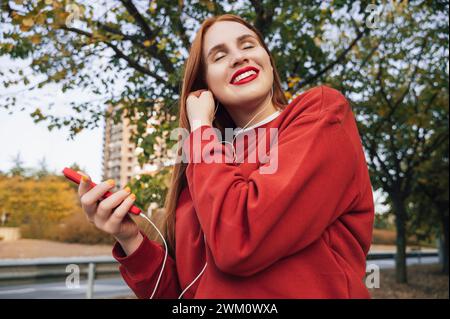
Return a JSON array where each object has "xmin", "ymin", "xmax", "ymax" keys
[
  {"xmin": 30, "ymin": 34, "xmax": 41, "ymax": 44},
  {"xmin": 314, "ymin": 37, "xmax": 322, "ymax": 46},
  {"xmin": 378, "ymin": 108, "xmax": 387, "ymax": 117},
  {"xmin": 4, "ymin": 43, "xmax": 13, "ymax": 52},
  {"xmin": 11, "ymin": 12, "xmax": 20, "ymax": 21},
  {"xmin": 45, "ymin": 0, "xmax": 53, "ymax": 4},
  {"xmin": 284, "ymin": 91, "xmax": 292, "ymax": 100},
  {"xmin": 206, "ymin": 1, "xmax": 215, "ymax": 11},
  {"xmin": 20, "ymin": 24, "xmax": 30, "ymax": 32},
  {"xmin": 57, "ymin": 12, "xmax": 69, "ymax": 22},
  {"xmin": 149, "ymin": 1, "xmax": 157, "ymax": 14},
  {"xmin": 157, "ymin": 38, "xmax": 167, "ymax": 51},
  {"xmin": 287, "ymin": 76, "xmax": 301, "ymax": 88},
  {"xmin": 52, "ymin": 0, "xmax": 61, "ymax": 9},
  {"xmin": 36, "ymin": 14, "xmax": 46, "ymax": 25},
  {"xmin": 143, "ymin": 40, "xmax": 152, "ymax": 47},
  {"xmin": 22, "ymin": 18, "xmax": 34, "ymax": 27}
]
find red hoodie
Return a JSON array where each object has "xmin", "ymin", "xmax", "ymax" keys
[{"xmin": 112, "ymin": 85, "xmax": 375, "ymax": 299}]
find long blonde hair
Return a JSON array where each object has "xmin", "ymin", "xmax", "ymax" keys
[{"xmin": 162, "ymin": 14, "xmax": 288, "ymax": 259}]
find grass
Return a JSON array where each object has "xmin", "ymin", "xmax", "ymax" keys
[{"xmin": 369, "ymin": 264, "xmax": 449, "ymax": 299}]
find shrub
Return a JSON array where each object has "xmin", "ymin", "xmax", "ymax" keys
[{"xmin": 47, "ymin": 211, "xmax": 115, "ymax": 245}]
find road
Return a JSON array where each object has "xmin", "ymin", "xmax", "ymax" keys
[
  {"xmin": 0, "ymin": 277, "xmax": 134, "ymax": 299},
  {"xmin": 0, "ymin": 256, "xmax": 440, "ymax": 299}
]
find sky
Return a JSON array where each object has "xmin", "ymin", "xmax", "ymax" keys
[
  {"xmin": 0, "ymin": 108, "xmax": 104, "ymax": 182},
  {"xmin": 0, "ymin": 55, "xmax": 105, "ymax": 182}
]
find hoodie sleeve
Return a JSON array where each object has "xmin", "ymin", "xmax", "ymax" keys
[
  {"xmin": 112, "ymin": 231, "xmax": 181, "ymax": 299},
  {"xmin": 182, "ymin": 86, "xmax": 362, "ymax": 277}
]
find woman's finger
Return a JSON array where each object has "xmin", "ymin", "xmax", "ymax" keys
[
  {"xmin": 80, "ymin": 179, "xmax": 115, "ymax": 207},
  {"xmin": 96, "ymin": 187, "xmax": 132, "ymax": 220},
  {"xmin": 105, "ymin": 193, "xmax": 136, "ymax": 229},
  {"xmin": 77, "ymin": 171, "xmax": 92, "ymax": 197},
  {"xmin": 80, "ymin": 179, "xmax": 115, "ymax": 220},
  {"xmin": 77, "ymin": 171, "xmax": 97, "ymax": 219}
]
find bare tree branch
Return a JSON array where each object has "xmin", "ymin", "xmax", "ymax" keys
[
  {"xmin": 368, "ymin": 141, "xmax": 395, "ymax": 191},
  {"xmin": 118, "ymin": 0, "xmax": 159, "ymax": 40},
  {"xmin": 295, "ymin": 25, "xmax": 370, "ymax": 90},
  {"xmin": 61, "ymin": 26, "xmax": 166, "ymax": 83},
  {"xmin": 250, "ymin": 0, "xmax": 275, "ymax": 34},
  {"xmin": 118, "ymin": 0, "xmax": 175, "ymax": 74}
]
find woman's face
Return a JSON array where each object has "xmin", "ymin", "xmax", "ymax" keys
[{"xmin": 202, "ymin": 21, "xmax": 274, "ymax": 110}]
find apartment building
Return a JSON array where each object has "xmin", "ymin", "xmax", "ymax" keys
[{"xmin": 102, "ymin": 104, "xmax": 159, "ymax": 191}]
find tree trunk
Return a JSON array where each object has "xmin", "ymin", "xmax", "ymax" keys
[
  {"xmin": 392, "ymin": 195, "xmax": 408, "ymax": 283},
  {"xmin": 441, "ymin": 209, "xmax": 449, "ymax": 274}
]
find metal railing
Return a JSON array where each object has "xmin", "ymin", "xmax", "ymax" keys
[
  {"xmin": 0, "ymin": 256, "xmax": 119, "ymax": 298},
  {"xmin": 0, "ymin": 250, "xmax": 439, "ymax": 298}
]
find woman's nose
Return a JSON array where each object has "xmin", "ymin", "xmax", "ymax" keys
[{"xmin": 230, "ymin": 51, "xmax": 249, "ymax": 68}]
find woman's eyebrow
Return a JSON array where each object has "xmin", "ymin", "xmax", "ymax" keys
[{"xmin": 206, "ymin": 34, "xmax": 257, "ymax": 59}]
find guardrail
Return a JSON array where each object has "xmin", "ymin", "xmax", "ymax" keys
[
  {"xmin": 0, "ymin": 256, "xmax": 119, "ymax": 298},
  {"xmin": 366, "ymin": 251, "xmax": 438, "ymax": 260},
  {"xmin": 0, "ymin": 251, "xmax": 439, "ymax": 298}
]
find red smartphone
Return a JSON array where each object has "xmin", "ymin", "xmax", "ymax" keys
[{"xmin": 62, "ymin": 167, "xmax": 142, "ymax": 215}]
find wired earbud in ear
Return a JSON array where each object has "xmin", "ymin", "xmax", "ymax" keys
[
  {"xmin": 221, "ymin": 86, "xmax": 275, "ymax": 163},
  {"xmin": 214, "ymin": 99, "xmax": 220, "ymax": 118}
]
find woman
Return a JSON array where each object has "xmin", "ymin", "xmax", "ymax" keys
[{"xmin": 77, "ymin": 14, "xmax": 374, "ymax": 299}]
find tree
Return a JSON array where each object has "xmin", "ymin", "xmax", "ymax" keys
[
  {"xmin": 9, "ymin": 151, "xmax": 27, "ymax": 176},
  {"xmin": 33, "ymin": 156, "xmax": 51, "ymax": 178},
  {"xmin": 334, "ymin": 1, "xmax": 449, "ymax": 282},
  {"xmin": 410, "ymin": 140, "xmax": 449, "ymax": 274},
  {"xmin": 0, "ymin": 0, "xmax": 373, "ymax": 139},
  {"xmin": 0, "ymin": 174, "xmax": 79, "ymax": 237}
]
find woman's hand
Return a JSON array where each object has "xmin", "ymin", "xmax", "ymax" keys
[
  {"xmin": 77, "ymin": 171, "xmax": 143, "ymax": 255},
  {"xmin": 186, "ymin": 89, "xmax": 215, "ymax": 132}
]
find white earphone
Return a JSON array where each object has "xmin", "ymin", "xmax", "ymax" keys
[
  {"xmin": 139, "ymin": 212, "xmax": 205, "ymax": 299},
  {"xmin": 214, "ymin": 87, "xmax": 274, "ymax": 163}
]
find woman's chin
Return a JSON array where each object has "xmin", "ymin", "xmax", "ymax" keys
[{"xmin": 233, "ymin": 87, "xmax": 268, "ymax": 100}]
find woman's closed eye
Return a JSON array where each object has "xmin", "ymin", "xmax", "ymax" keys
[{"xmin": 214, "ymin": 45, "xmax": 254, "ymax": 62}]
